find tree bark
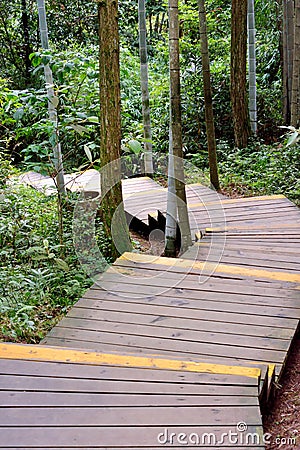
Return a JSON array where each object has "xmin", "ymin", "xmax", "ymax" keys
[
  {"xmin": 291, "ymin": 0, "xmax": 300, "ymax": 127},
  {"xmin": 98, "ymin": 0, "xmax": 132, "ymax": 259},
  {"xmin": 231, "ymin": 0, "xmax": 250, "ymax": 148},
  {"xmin": 138, "ymin": 0, "xmax": 154, "ymax": 175},
  {"xmin": 165, "ymin": 0, "xmax": 192, "ymax": 256},
  {"xmin": 198, "ymin": 0, "xmax": 220, "ymax": 190},
  {"xmin": 21, "ymin": 0, "xmax": 31, "ymax": 83},
  {"xmin": 37, "ymin": 0, "xmax": 65, "ymax": 195},
  {"xmin": 283, "ymin": 0, "xmax": 295, "ymax": 124},
  {"xmin": 247, "ymin": 0, "xmax": 257, "ymax": 134}
]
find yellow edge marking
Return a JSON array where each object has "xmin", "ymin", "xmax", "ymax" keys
[
  {"xmin": 206, "ymin": 223, "xmax": 300, "ymax": 233},
  {"xmin": 0, "ymin": 343, "xmax": 260, "ymax": 379},
  {"xmin": 122, "ymin": 176, "xmax": 151, "ymax": 183},
  {"xmin": 119, "ymin": 252, "xmax": 300, "ymax": 283},
  {"xmin": 267, "ymin": 364, "xmax": 276, "ymax": 380},
  {"xmin": 123, "ymin": 188, "xmax": 165, "ymax": 200},
  {"xmin": 188, "ymin": 194, "xmax": 286, "ymax": 209}
]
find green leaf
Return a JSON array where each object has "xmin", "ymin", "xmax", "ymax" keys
[
  {"xmin": 70, "ymin": 124, "xmax": 89, "ymax": 135},
  {"xmin": 87, "ymin": 116, "xmax": 99, "ymax": 124},
  {"xmin": 13, "ymin": 108, "xmax": 24, "ymax": 121},
  {"xmin": 55, "ymin": 258, "xmax": 70, "ymax": 272},
  {"xmin": 84, "ymin": 145, "xmax": 93, "ymax": 163},
  {"xmin": 287, "ymin": 131, "xmax": 299, "ymax": 147},
  {"xmin": 128, "ymin": 139, "xmax": 143, "ymax": 155}
]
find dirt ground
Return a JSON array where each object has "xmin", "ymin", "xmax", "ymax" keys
[{"xmin": 264, "ymin": 336, "xmax": 300, "ymax": 449}]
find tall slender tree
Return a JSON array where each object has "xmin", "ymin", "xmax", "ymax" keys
[
  {"xmin": 21, "ymin": 0, "xmax": 31, "ymax": 83},
  {"xmin": 247, "ymin": 0, "xmax": 257, "ymax": 134},
  {"xmin": 98, "ymin": 0, "xmax": 132, "ymax": 259},
  {"xmin": 37, "ymin": 0, "xmax": 65, "ymax": 195},
  {"xmin": 138, "ymin": 0, "xmax": 154, "ymax": 175},
  {"xmin": 165, "ymin": 0, "xmax": 192, "ymax": 256},
  {"xmin": 291, "ymin": 0, "xmax": 300, "ymax": 126},
  {"xmin": 197, "ymin": 0, "xmax": 220, "ymax": 190},
  {"xmin": 283, "ymin": 0, "xmax": 295, "ymax": 124},
  {"xmin": 231, "ymin": 0, "xmax": 250, "ymax": 148}
]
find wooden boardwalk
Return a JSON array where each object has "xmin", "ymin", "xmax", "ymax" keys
[{"xmin": 1, "ymin": 176, "xmax": 300, "ymax": 448}]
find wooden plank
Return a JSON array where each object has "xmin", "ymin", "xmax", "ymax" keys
[
  {"xmin": 0, "ymin": 425, "xmax": 265, "ymax": 448},
  {"xmin": 58, "ymin": 316, "xmax": 290, "ymax": 352},
  {"xmin": 44, "ymin": 327, "xmax": 287, "ymax": 363},
  {"xmin": 100, "ymin": 266, "xmax": 300, "ymax": 297},
  {"xmin": 85, "ymin": 285, "xmax": 299, "ymax": 329},
  {"xmin": 0, "ymin": 360, "xmax": 261, "ymax": 390},
  {"xmin": 0, "ymin": 390, "xmax": 259, "ymax": 407},
  {"xmin": 0, "ymin": 405, "xmax": 262, "ymax": 426},
  {"xmin": 42, "ymin": 336, "xmax": 283, "ymax": 378},
  {"xmin": 118, "ymin": 252, "xmax": 300, "ymax": 283},
  {"xmin": 0, "ymin": 343, "xmax": 261, "ymax": 379},
  {"xmin": 72, "ymin": 302, "xmax": 295, "ymax": 339},
  {"xmin": 0, "ymin": 373, "xmax": 259, "ymax": 395}
]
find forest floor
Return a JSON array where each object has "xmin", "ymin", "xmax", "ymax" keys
[{"xmin": 264, "ymin": 335, "xmax": 300, "ymax": 449}]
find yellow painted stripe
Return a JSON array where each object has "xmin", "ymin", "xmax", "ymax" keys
[
  {"xmin": 267, "ymin": 364, "xmax": 276, "ymax": 380},
  {"xmin": 206, "ymin": 222, "xmax": 300, "ymax": 233},
  {"xmin": 188, "ymin": 194, "xmax": 286, "ymax": 209},
  {"xmin": 0, "ymin": 343, "xmax": 260, "ymax": 379},
  {"xmin": 123, "ymin": 187, "xmax": 165, "ymax": 200},
  {"xmin": 119, "ymin": 252, "xmax": 300, "ymax": 283}
]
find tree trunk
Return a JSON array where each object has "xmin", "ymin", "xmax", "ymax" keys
[
  {"xmin": 283, "ymin": 0, "xmax": 295, "ymax": 124},
  {"xmin": 247, "ymin": 0, "xmax": 257, "ymax": 134},
  {"xmin": 138, "ymin": 0, "xmax": 153, "ymax": 175},
  {"xmin": 165, "ymin": 0, "xmax": 192, "ymax": 256},
  {"xmin": 98, "ymin": 0, "xmax": 132, "ymax": 260},
  {"xmin": 197, "ymin": 0, "xmax": 220, "ymax": 190},
  {"xmin": 231, "ymin": 0, "xmax": 250, "ymax": 148},
  {"xmin": 21, "ymin": 0, "xmax": 31, "ymax": 83},
  {"xmin": 165, "ymin": 129, "xmax": 178, "ymax": 257},
  {"xmin": 36, "ymin": 0, "xmax": 65, "ymax": 196},
  {"xmin": 291, "ymin": 0, "xmax": 300, "ymax": 127}
]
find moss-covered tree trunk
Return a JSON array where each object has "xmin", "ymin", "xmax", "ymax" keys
[
  {"xmin": 247, "ymin": 0, "xmax": 257, "ymax": 134},
  {"xmin": 98, "ymin": 0, "xmax": 132, "ymax": 260},
  {"xmin": 138, "ymin": 0, "xmax": 153, "ymax": 175},
  {"xmin": 283, "ymin": 0, "xmax": 295, "ymax": 124},
  {"xmin": 231, "ymin": 0, "xmax": 250, "ymax": 148},
  {"xmin": 37, "ymin": 0, "xmax": 65, "ymax": 196},
  {"xmin": 165, "ymin": 0, "xmax": 192, "ymax": 256},
  {"xmin": 291, "ymin": 0, "xmax": 300, "ymax": 127},
  {"xmin": 21, "ymin": 0, "xmax": 31, "ymax": 83},
  {"xmin": 198, "ymin": 0, "xmax": 220, "ymax": 191}
]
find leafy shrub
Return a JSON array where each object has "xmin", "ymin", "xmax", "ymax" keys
[{"xmin": 0, "ymin": 182, "xmax": 109, "ymax": 342}]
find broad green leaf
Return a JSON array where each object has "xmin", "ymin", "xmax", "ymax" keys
[
  {"xmin": 87, "ymin": 116, "xmax": 99, "ymax": 123},
  {"xmin": 128, "ymin": 139, "xmax": 143, "ymax": 155},
  {"xmin": 287, "ymin": 131, "xmax": 299, "ymax": 147},
  {"xmin": 13, "ymin": 108, "xmax": 24, "ymax": 121},
  {"xmin": 71, "ymin": 124, "xmax": 89, "ymax": 135},
  {"xmin": 84, "ymin": 145, "xmax": 93, "ymax": 163},
  {"xmin": 55, "ymin": 258, "xmax": 70, "ymax": 272}
]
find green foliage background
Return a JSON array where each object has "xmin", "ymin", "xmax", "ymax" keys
[{"xmin": 0, "ymin": 0, "xmax": 299, "ymax": 341}]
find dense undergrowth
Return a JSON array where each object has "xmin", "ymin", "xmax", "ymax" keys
[
  {"xmin": 1, "ymin": 0, "xmax": 299, "ymax": 342},
  {"xmin": 0, "ymin": 159, "xmax": 110, "ymax": 342}
]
